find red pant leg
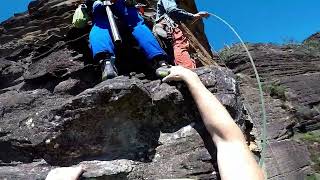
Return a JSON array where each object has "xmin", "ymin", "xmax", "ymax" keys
[{"xmin": 172, "ymin": 27, "xmax": 196, "ymax": 69}]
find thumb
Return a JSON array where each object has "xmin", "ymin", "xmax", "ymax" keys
[
  {"xmin": 162, "ymin": 74, "xmax": 172, "ymax": 82},
  {"xmin": 162, "ymin": 71, "xmax": 178, "ymax": 82}
]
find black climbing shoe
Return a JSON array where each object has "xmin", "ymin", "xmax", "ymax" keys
[{"xmin": 100, "ymin": 58, "xmax": 118, "ymax": 81}]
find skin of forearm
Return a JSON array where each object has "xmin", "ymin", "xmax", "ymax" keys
[
  {"xmin": 184, "ymin": 75, "xmax": 265, "ymax": 179},
  {"xmin": 184, "ymin": 75, "xmax": 246, "ymax": 144},
  {"xmin": 179, "ymin": 72, "xmax": 264, "ymax": 179}
]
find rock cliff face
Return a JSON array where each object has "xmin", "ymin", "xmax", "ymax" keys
[
  {"xmin": 220, "ymin": 42, "xmax": 320, "ymax": 179},
  {"xmin": 0, "ymin": 0, "xmax": 246, "ymax": 179},
  {"xmin": 304, "ymin": 32, "xmax": 320, "ymax": 44},
  {"xmin": 1, "ymin": 0, "xmax": 319, "ymax": 179},
  {"xmin": 0, "ymin": 64, "xmax": 244, "ymax": 179}
]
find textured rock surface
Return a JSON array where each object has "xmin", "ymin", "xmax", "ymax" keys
[
  {"xmin": 0, "ymin": 0, "xmax": 216, "ymax": 178},
  {"xmin": 0, "ymin": 1, "xmax": 242, "ymax": 178},
  {"xmin": 2, "ymin": 0, "xmax": 319, "ymax": 179},
  {"xmin": 238, "ymin": 76, "xmax": 312, "ymax": 179},
  {"xmin": 221, "ymin": 42, "xmax": 320, "ymax": 179},
  {"xmin": 0, "ymin": 64, "xmax": 244, "ymax": 179},
  {"xmin": 304, "ymin": 32, "xmax": 320, "ymax": 44}
]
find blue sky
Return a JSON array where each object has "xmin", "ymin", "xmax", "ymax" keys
[
  {"xmin": 0, "ymin": 0, "xmax": 32, "ymax": 22},
  {"xmin": 196, "ymin": 0, "xmax": 320, "ymax": 50},
  {"xmin": 1, "ymin": 0, "xmax": 320, "ymax": 50}
]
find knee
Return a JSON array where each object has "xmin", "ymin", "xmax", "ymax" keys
[
  {"xmin": 93, "ymin": 0, "xmax": 103, "ymax": 8},
  {"xmin": 132, "ymin": 24, "xmax": 151, "ymax": 36},
  {"xmin": 92, "ymin": 1, "xmax": 104, "ymax": 15},
  {"xmin": 126, "ymin": 8, "xmax": 144, "ymax": 27}
]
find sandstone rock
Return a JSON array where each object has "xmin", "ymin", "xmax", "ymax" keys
[
  {"xmin": 53, "ymin": 78, "xmax": 81, "ymax": 95},
  {"xmin": 1, "ymin": 3, "xmax": 217, "ymax": 177},
  {"xmin": 221, "ymin": 42, "xmax": 320, "ymax": 178},
  {"xmin": 222, "ymin": 44, "xmax": 320, "ymax": 132},
  {"xmin": 0, "ymin": 65, "xmax": 242, "ymax": 179},
  {"xmin": 3, "ymin": 0, "xmax": 319, "ymax": 178},
  {"xmin": 304, "ymin": 32, "xmax": 320, "ymax": 44}
]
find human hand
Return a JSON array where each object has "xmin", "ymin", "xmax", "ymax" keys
[
  {"xmin": 193, "ymin": 11, "xmax": 210, "ymax": 20},
  {"xmin": 162, "ymin": 66, "xmax": 198, "ymax": 83},
  {"xmin": 46, "ymin": 166, "xmax": 84, "ymax": 180}
]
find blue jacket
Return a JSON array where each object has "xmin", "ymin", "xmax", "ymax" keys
[{"xmin": 156, "ymin": 0, "xmax": 194, "ymax": 22}]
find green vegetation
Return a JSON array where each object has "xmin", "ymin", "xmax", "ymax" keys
[
  {"xmin": 301, "ymin": 131, "xmax": 320, "ymax": 142},
  {"xmin": 305, "ymin": 173, "xmax": 320, "ymax": 180},
  {"xmin": 218, "ymin": 44, "xmax": 244, "ymax": 63},
  {"xmin": 304, "ymin": 40, "xmax": 320, "ymax": 51},
  {"xmin": 262, "ymin": 82, "xmax": 287, "ymax": 101},
  {"xmin": 291, "ymin": 39, "xmax": 320, "ymax": 57},
  {"xmin": 218, "ymin": 48, "xmax": 232, "ymax": 63},
  {"xmin": 276, "ymin": 38, "xmax": 320, "ymax": 58},
  {"xmin": 296, "ymin": 130, "xmax": 320, "ymax": 175}
]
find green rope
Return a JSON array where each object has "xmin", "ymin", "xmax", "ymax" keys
[{"xmin": 207, "ymin": 13, "xmax": 268, "ymax": 173}]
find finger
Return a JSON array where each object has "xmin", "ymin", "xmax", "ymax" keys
[
  {"xmin": 162, "ymin": 69, "xmax": 176, "ymax": 82},
  {"xmin": 163, "ymin": 74, "xmax": 182, "ymax": 82},
  {"xmin": 162, "ymin": 66, "xmax": 175, "ymax": 81}
]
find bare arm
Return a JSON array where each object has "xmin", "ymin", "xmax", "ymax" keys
[
  {"xmin": 163, "ymin": 66, "xmax": 264, "ymax": 180},
  {"xmin": 159, "ymin": 0, "xmax": 209, "ymax": 21}
]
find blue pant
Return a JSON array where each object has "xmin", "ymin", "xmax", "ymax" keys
[{"xmin": 89, "ymin": 1, "xmax": 166, "ymax": 61}]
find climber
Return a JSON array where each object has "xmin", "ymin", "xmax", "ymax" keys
[
  {"xmin": 79, "ymin": 0, "xmax": 169, "ymax": 80},
  {"xmin": 153, "ymin": 0, "xmax": 209, "ymax": 69},
  {"xmin": 162, "ymin": 66, "xmax": 265, "ymax": 180}
]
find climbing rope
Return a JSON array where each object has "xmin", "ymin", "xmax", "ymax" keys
[{"xmin": 206, "ymin": 13, "xmax": 268, "ymax": 172}]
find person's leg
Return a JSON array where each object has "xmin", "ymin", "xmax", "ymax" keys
[
  {"xmin": 112, "ymin": 3, "xmax": 169, "ymax": 76},
  {"xmin": 90, "ymin": 1, "xmax": 115, "ymax": 58},
  {"xmin": 124, "ymin": 7, "xmax": 167, "ymax": 61},
  {"xmin": 89, "ymin": 1, "xmax": 117, "ymax": 80},
  {"xmin": 172, "ymin": 27, "xmax": 196, "ymax": 69},
  {"xmin": 89, "ymin": 25, "xmax": 115, "ymax": 58},
  {"xmin": 132, "ymin": 24, "xmax": 167, "ymax": 61}
]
